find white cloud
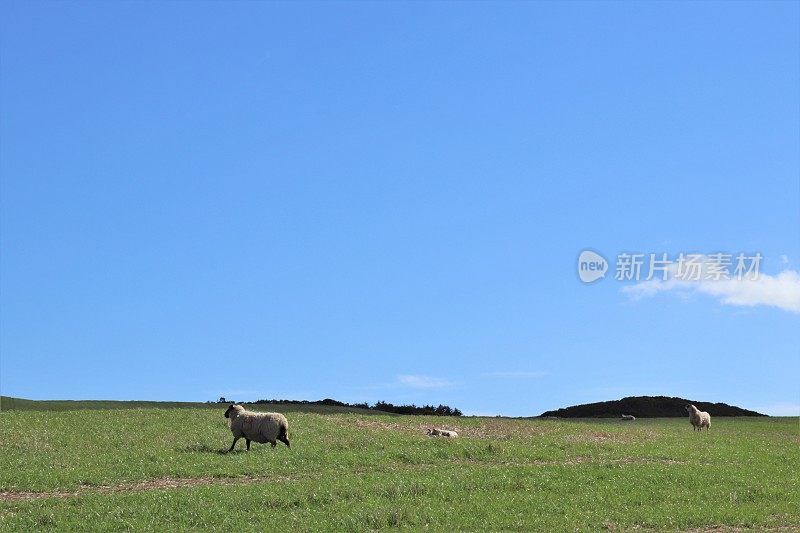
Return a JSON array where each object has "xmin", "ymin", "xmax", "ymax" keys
[
  {"xmin": 397, "ymin": 375, "xmax": 453, "ymax": 389},
  {"xmin": 694, "ymin": 271, "xmax": 800, "ymax": 312},
  {"xmin": 622, "ymin": 257, "xmax": 800, "ymax": 314}
]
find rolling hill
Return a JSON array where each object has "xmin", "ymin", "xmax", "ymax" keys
[{"xmin": 540, "ymin": 395, "xmax": 766, "ymax": 418}]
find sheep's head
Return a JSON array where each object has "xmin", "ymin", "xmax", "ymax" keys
[
  {"xmin": 224, "ymin": 404, "xmax": 244, "ymax": 419},
  {"xmin": 685, "ymin": 404, "xmax": 696, "ymax": 413}
]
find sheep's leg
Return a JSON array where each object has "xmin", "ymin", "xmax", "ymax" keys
[
  {"xmin": 246, "ymin": 439, "xmax": 251, "ymax": 451},
  {"xmin": 271, "ymin": 440, "xmax": 277, "ymax": 448},
  {"xmin": 228, "ymin": 437, "xmax": 239, "ymax": 452},
  {"xmin": 278, "ymin": 425, "xmax": 290, "ymax": 448}
]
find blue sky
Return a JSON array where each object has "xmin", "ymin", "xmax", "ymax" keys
[{"xmin": 1, "ymin": 2, "xmax": 798, "ymax": 416}]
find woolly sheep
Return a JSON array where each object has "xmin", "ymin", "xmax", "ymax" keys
[
  {"xmin": 685, "ymin": 404, "xmax": 711, "ymax": 432},
  {"xmin": 426, "ymin": 428, "xmax": 458, "ymax": 438},
  {"xmin": 621, "ymin": 414, "xmax": 636, "ymax": 421},
  {"xmin": 224, "ymin": 404, "xmax": 290, "ymax": 451}
]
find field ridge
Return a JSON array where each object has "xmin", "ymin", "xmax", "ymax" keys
[{"xmin": 0, "ymin": 396, "xmax": 390, "ymax": 416}]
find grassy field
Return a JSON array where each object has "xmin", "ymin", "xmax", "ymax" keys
[{"xmin": 0, "ymin": 401, "xmax": 798, "ymax": 531}]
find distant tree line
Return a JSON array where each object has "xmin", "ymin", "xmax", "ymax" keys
[
  {"xmin": 370, "ymin": 401, "xmax": 462, "ymax": 416},
  {"xmin": 236, "ymin": 397, "xmax": 463, "ymax": 416}
]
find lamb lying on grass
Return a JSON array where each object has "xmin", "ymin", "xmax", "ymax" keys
[
  {"xmin": 224, "ymin": 404, "xmax": 290, "ymax": 451},
  {"xmin": 620, "ymin": 414, "xmax": 636, "ymax": 421},
  {"xmin": 685, "ymin": 404, "xmax": 711, "ymax": 432},
  {"xmin": 426, "ymin": 428, "xmax": 458, "ymax": 438}
]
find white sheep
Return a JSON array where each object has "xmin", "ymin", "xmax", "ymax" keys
[
  {"xmin": 426, "ymin": 428, "xmax": 458, "ymax": 438},
  {"xmin": 621, "ymin": 414, "xmax": 636, "ymax": 421},
  {"xmin": 685, "ymin": 404, "xmax": 711, "ymax": 432},
  {"xmin": 224, "ymin": 404, "xmax": 290, "ymax": 451}
]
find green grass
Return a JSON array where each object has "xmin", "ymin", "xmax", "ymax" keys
[{"xmin": 0, "ymin": 404, "xmax": 798, "ymax": 531}]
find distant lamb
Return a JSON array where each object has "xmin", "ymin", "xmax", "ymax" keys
[
  {"xmin": 685, "ymin": 404, "xmax": 711, "ymax": 432},
  {"xmin": 224, "ymin": 404, "xmax": 290, "ymax": 451},
  {"xmin": 620, "ymin": 414, "xmax": 636, "ymax": 421},
  {"xmin": 426, "ymin": 428, "xmax": 458, "ymax": 438}
]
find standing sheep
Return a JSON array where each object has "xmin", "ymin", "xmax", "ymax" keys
[
  {"xmin": 224, "ymin": 404, "xmax": 290, "ymax": 451},
  {"xmin": 685, "ymin": 404, "xmax": 711, "ymax": 432}
]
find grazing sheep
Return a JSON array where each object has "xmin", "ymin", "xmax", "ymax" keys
[
  {"xmin": 621, "ymin": 414, "xmax": 636, "ymax": 421},
  {"xmin": 224, "ymin": 404, "xmax": 290, "ymax": 451},
  {"xmin": 426, "ymin": 428, "xmax": 458, "ymax": 438},
  {"xmin": 685, "ymin": 404, "xmax": 711, "ymax": 432}
]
